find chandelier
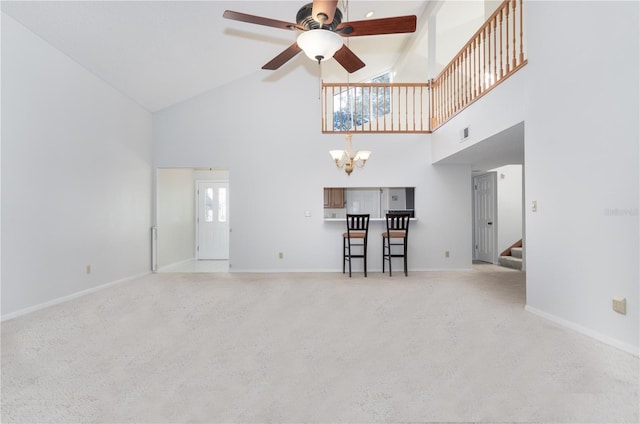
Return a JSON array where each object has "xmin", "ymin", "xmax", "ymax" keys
[{"xmin": 329, "ymin": 133, "xmax": 371, "ymax": 176}]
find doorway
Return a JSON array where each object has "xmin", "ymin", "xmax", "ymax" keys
[
  {"xmin": 473, "ymin": 172, "xmax": 497, "ymax": 263},
  {"xmin": 155, "ymin": 168, "xmax": 229, "ymax": 273}
]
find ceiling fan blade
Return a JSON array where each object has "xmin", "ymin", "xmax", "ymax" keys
[
  {"xmin": 262, "ymin": 43, "xmax": 303, "ymax": 70},
  {"xmin": 333, "ymin": 45, "xmax": 366, "ymax": 73},
  {"xmin": 223, "ymin": 10, "xmax": 303, "ymax": 31},
  {"xmin": 337, "ymin": 15, "xmax": 417, "ymax": 37},
  {"xmin": 312, "ymin": 0, "xmax": 339, "ymax": 25}
]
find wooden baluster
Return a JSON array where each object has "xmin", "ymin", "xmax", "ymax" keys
[
  {"xmin": 511, "ymin": 0, "xmax": 517, "ymax": 70},
  {"xmin": 460, "ymin": 55, "xmax": 464, "ymax": 108},
  {"xmin": 453, "ymin": 61, "xmax": 456, "ymax": 113},
  {"xmin": 452, "ymin": 64, "xmax": 455, "ymax": 115},
  {"xmin": 376, "ymin": 86, "xmax": 380, "ymax": 131},
  {"xmin": 437, "ymin": 79, "xmax": 441, "ymax": 126},
  {"xmin": 445, "ymin": 69, "xmax": 449, "ymax": 118},
  {"xmin": 412, "ymin": 86, "xmax": 416, "ymax": 131},
  {"xmin": 431, "ymin": 81, "xmax": 435, "ymax": 129},
  {"xmin": 455, "ymin": 59, "xmax": 460, "ymax": 112},
  {"xmin": 429, "ymin": 81, "xmax": 433, "ymax": 130},
  {"xmin": 481, "ymin": 28, "xmax": 486, "ymax": 92},
  {"xmin": 455, "ymin": 56, "xmax": 460, "ymax": 110},
  {"xmin": 462, "ymin": 49, "xmax": 467, "ymax": 106},
  {"xmin": 405, "ymin": 86, "xmax": 409, "ymax": 131},
  {"xmin": 493, "ymin": 16, "xmax": 497, "ymax": 82},
  {"xmin": 450, "ymin": 65, "xmax": 454, "ymax": 116},
  {"xmin": 484, "ymin": 22, "xmax": 491, "ymax": 91},
  {"xmin": 472, "ymin": 41, "xmax": 476, "ymax": 99},
  {"xmin": 451, "ymin": 62, "xmax": 455, "ymax": 114},
  {"xmin": 353, "ymin": 85, "xmax": 357, "ymax": 132},
  {"xmin": 331, "ymin": 84, "xmax": 335, "ymax": 131},
  {"xmin": 439, "ymin": 78, "xmax": 442, "ymax": 124},
  {"xmin": 445, "ymin": 69, "xmax": 449, "ymax": 119},
  {"xmin": 439, "ymin": 78, "xmax": 443, "ymax": 126},
  {"xmin": 440, "ymin": 78, "xmax": 444, "ymax": 125},
  {"xmin": 460, "ymin": 51, "xmax": 464, "ymax": 107},
  {"xmin": 460, "ymin": 55, "xmax": 467, "ymax": 109},
  {"xmin": 467, "ymin": 46, "xmax": 471, "ymax": 104},
  {"xmin": 499, "ymin": 8, "xmax": 504, "ymax": 78},
  {"xmin": 475, "ymin": 36, "xmax": 480, "ymax": 96},
  {"xmin": 367, "ymin": 86, "xmax": 371, "ymax": 132},
  {"xmin": 504, "ymin": 3, "xmax": 510, "ymax": 74},
  {"xmin": 449, "ymin": 64, "xmax": 453, "ymax": 115},
  {"xmin": 421, "ymin": 84, "xmax": 424, "ymax": 131},
  {"xmin": 436, "ymin": 80, "xmax": 440, "ymax": 127},
  {"xmin": 385, "ymin": 86, "xmax": 389, "ymax": 132},
  {"xmin": 519, "ymin": 0, "xmax": 524, "ymax": 64},
  {"xmin": 456, "ymin": 56, "xmax": 460, "ymax": 110}
]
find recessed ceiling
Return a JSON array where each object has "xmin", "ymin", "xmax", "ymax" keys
[{"xmin": 1, "ymin": 0, "xmax": 430, "ymax": 112}]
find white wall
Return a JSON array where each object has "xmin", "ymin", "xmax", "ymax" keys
[
  {"xmin": 156, "ymin": 168, "xmax": 195, "ymax": 269},
  {"xmin": 154, "ymin": 64, "xmax": 472, "ymax": 272},
  {"xmin": 524, "ymin": 1, "xmax": 639, "ymax": 353},
  {"xmin": 430, "ymin": 67, "xmax": 527, "ymax": 164},
  {"xmin": 1, "ymin": 14, "xmax": 153, "ymax": 317},
  {"xmin": 435, "ymin": 1, "xmax": 485, "ymax": 70}
]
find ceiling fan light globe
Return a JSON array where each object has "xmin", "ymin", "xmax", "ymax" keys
[{"xmin": 297, "ymin": 29, "xmax": 343, "ymax": 62}]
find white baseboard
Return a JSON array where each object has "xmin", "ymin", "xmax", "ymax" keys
[
  {"xmin": 525, "ymin": 305, "xmax": 639, "ymax": 357},
  {"xmin": 228, "ymin": 268, "xmax": 475, "ymax": 273},
  {"xmin": 1, "ymin": 271, "xmax": 151, "ymax": 322},
  {"xmin": 156, "ymin": 257, "xmax": 196, "ymax": 272}
]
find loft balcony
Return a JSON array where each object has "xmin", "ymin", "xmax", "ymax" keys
[{"xmin": 321, "ymin": 0, "xmax": 527, "ymax": 134}]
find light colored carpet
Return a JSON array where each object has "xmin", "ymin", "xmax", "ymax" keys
[{"xmin": 2, "ymin": 265, "xmax": 638, "ymax": 423}]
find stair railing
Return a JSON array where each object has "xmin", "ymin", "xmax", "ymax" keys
[
  {"xmin": 321, "ymin": 82, "xmax": 430, "ymax": 133},
  {"xmin": 430, "ymin": 0, "xmax": 527, "ymax": 130}
]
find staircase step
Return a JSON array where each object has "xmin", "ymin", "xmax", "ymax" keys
[
  {"xmin": 511, "ymin": 247, "xmax": 523, "ymax": 259},
  {"xmin": 499, "ymin": 255, "xmax": 522, "ymax": 270}
]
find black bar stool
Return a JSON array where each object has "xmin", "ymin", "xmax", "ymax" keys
[
  {"xmin": 343, "ymin": 214, "xmax": 370, "ymax": 277},
  {"xmin": 382, "ymin": 212, "xmax": 411, "ymax": 276}
]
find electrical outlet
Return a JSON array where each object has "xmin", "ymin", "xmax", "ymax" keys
[
  {"xmin": 445, "ymin": 251, "xmax": 450, "ymax": 258},
  {"xmin": 86, "ymin": 265, "xmax": 91, "ymax": 275},
  {"xmin": 612, "ymin": 297, "xmax": 626, "ymax": 315},
  {"xmin": 278, "ymin": 252, "xmax": 283, "ymax": 259}
]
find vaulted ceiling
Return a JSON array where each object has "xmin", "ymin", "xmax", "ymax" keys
[{"xmin": 2, "ymin": 1, "xmax": 433, "ymax": 112}]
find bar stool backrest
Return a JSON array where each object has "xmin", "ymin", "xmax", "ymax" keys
[{"xmin": 385, "ymin": 212, "xmax": 410, "ymax": 237}]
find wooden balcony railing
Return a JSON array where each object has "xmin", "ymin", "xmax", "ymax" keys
[
  {"xmin": 321, "ymin": 0, "xmax": 527, "ymax": 134},
  {"xmin": 321, "ymin": 82, "xmax": 430, "ymax": 133},
  {"xmin": 430, "ymin": 0, "xmax": 527, "ymax": 130}
]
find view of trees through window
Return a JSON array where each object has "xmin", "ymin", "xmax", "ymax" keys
[{"xmin": 333, "ymin": 72, "xmax": 391, "ymax": 131}]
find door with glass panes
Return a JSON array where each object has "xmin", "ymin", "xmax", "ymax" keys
[{"xmin": 196, "ymin": 181, "xmax": 229, "ymax": 259}]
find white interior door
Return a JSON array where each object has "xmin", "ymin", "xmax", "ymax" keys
[
  {"xmin": 473, "ymin": 173, "xmax": 497, "ymax": 263},
  {"xmin": 197, "ymin": 181, "xmax": 229, "ymax": 260}
]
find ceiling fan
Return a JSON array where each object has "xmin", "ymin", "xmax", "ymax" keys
[{"xmin": 223, "ymin": 0, "xmax": 417, "ymax": 73}]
